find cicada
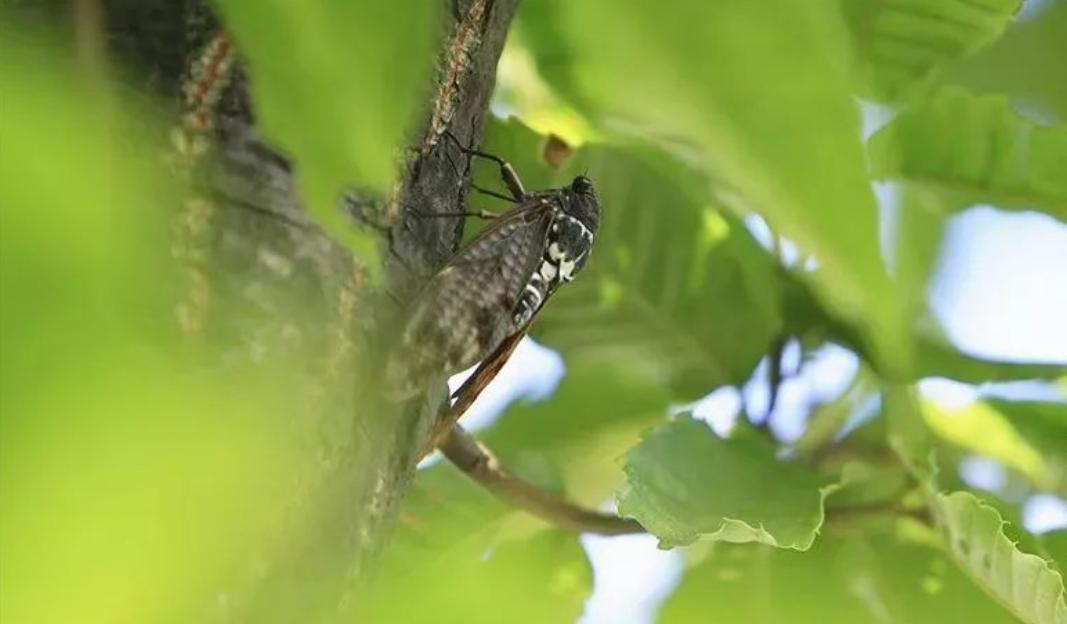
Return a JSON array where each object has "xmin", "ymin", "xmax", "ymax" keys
[{"xmin": 388, "ymin": 135, "xmax": 601, "ymax": 423}]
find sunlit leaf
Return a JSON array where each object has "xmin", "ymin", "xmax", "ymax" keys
[
  {"xmin": 841, "ymin": 0, "xmax": 1022, "ymax": 101},
  {"xmin": 932, "ymin": 491, "xmax": 1067, "ymax": 624},
  {"xmin": 618, "ymin": 417, "xmax": 837, "ymax": 549},
  {"xmin": 519, "ymin": 0, "xmax": 907, "ymax": 371},
  {"xmin": 870, "ymin": 87, "xmax": 1067, "ymax": 223},
  {"xmin": 922, "ymin": 399, "xmax": 1054, "ymax": 489},
  {"xmin": 493, "ymin": 35, "xmax": 598, "ymax": 146},
  {"xmin": 987, "ymin": 399, "xmax": 1067, "ymax": 497}
]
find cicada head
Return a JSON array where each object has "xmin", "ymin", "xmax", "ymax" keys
[{"xmin": 561, "ymin": 175, "xmax": 601, "ymax": 234}]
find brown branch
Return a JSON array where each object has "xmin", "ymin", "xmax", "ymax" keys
[{"xmin": 439, "ymin": 425, "xmax": 646, "ymax": 536}]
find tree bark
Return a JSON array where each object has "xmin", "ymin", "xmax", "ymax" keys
[{"xmin": 54, "ymin": 0, "xmax": 522, "ymax": 620}]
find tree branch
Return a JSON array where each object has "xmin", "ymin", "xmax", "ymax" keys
[{"xmin": 439, "ymin": 425, "xmax": 647, "ymax": 536}]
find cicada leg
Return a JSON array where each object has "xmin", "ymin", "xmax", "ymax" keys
[{"xmin": 443, "ymin": 129, "xmax": 527, "ymax": 201}]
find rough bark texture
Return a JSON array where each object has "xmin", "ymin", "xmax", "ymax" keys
[{"xmin": 23, "ymin": 0, "xmax": 519, "ymax": 620}]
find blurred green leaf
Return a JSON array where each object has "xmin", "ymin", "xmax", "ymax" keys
[
  {"xmin": 912, "ymin": 338, "xmax": 1067, "ymax": 383},
  {"xmin": 870, "ymin": 87, "xmax": 1067, "ymax": 223},
  {"xmin": 891, "ymin": 185, "xmax": 950, "ymax": 315},
  {"xmin": 947, "ymin": 0, "xmax": 1067, "ymax": 117},
  {"xmin": 364, "ymin": 464, "xmax": 591, "ymax": 624},
  {"xmin": 986, "ymin": 399, "xmax": 1067, "ymax": 497},
  {"xmin": 661, "ymin": 536, "xmax": 1016, "ymax": 623},
  {"xmin": 931, "ymin": 491, "xmax": 1067, "ymax": 624},
  {"xmin": 212, "ymin": 1, "xmax": 441, "ymax": 265},
  {"xmin": 519, "ymin": 0, "xmax": 907, "ymax": 372},
  {"xmin": 493, "ymin": 34, "xmax": 598, "ymax": 146},
  {"xmin": 841, "ymin": 0, "xmax": 1022, "ymax": 101},
  {"xmin": 0, "ymin": 38, "xmax": 303, "ymax": 624},
  {"xmin": 922, "ymin": 398, "xmax": 1059, "ymax": 491},
  {"xmin": 884, "ymin": 385, "xmax": 934, "ymax": 476},
  {"xmin": 618, "ymin": 417, "xmax": 837, "ymax": 549}
]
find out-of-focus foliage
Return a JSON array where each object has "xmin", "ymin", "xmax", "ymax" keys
[
  {"xmin": 949, "ymin": 0, "xmax": 1067, "ymax": 117},
  {"xmin": 519, "ymin": 0, "xmax": 907, "ymax": 371},
  {"xmin": 870, "ymin": 87, "xmax": 1067, "ymax": 222},
  {"xmin": 211, "ymin": 0, "xmax": 440, "ymax": 270},
  {"xmin": 660, "ymin": 537, "xmax": 1018, "ymax": 623},
  {"xmin": 0, "ymin": 36, "xmax": 305, "ymax": 624},
  {"xmin": 5, "ymin": 0, "xmax": 1067, "ymax": 623},
  {"xmin": 361, "ymin": 463, "xmax": 591, "ymax": 624},
  {"xmin": 840, "ymin": 0, "xmax": 1023, "ymax": 101},
  {"xmin": 921, "ymin": 398, "xmax": 1056, "ymax": 490}
]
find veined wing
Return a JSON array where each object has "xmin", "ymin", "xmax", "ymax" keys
[{"xmin": 389, "ymin": 198, "xmax": 556, "ymax": 395}]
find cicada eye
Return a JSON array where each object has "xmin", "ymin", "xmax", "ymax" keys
[{"xmin": 571, "ymin": 175, "xmax": 594, "ymax": 195}]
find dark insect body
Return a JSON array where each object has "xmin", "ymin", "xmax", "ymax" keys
[{"xmin": 388, "ymin": 139, "xmax": 601, "ymax": 401}]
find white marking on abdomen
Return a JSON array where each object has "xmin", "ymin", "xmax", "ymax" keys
[
  {"xmin": 524, "ymin": 283, "xmax": 543, "ymax": 307},
  {"xmin": 559, "ymin": 258, "xmax": 576, "ymax": 281},
  {"xmin": 561, "ymin": 215, "xmax": 593, "ymax": 241}
]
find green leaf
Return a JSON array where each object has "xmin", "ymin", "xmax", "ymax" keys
[
  {"xmin": 618, "ymin": 417, "xmax": 837, "ymax": 549},
  {"xmin": 913, "ymin": 338, "xmax": 1067, "ymax": 384},
  {"xmin": 1043, "ymin": 531, "xmax": 1067, "ymax": 578},
  {"xmin": 841, "ymin": 0, "xmax": 1022, "ymax": 101},
  {"xmin": 884, "ymin": 384, "xmax": 935, "ymax": 476},
  {"xmin": 932, "ymin": 491, "xmax": 1067, "ymax": 624},
  {"xmin": 660, "ymin": 536, "xmax": 1018, "ymax": 624},
  {"xmin": 519, "ymin": 0, "xmax": 908, "ymax": 373},
  {"xmin": 891, "ymin": 185, "xmax": 950, "ymax": 315},
  {"xmin": 482, "ymin": 118, "xmax": 783, "ymax": 395},
  {"xmin": 922, "ymin": 399, "xmax": 1058, "ymax": 491},
  {"xmin": 212, "ymin": 2, "xmax": 441, "ymax": 264},
  {"xmin": 0, "ymin": 40, "xmax": 305, "ymax": 624},
  {"xmin": 870, "ymin": 87, "xmax": 1067, "ymax": 223},
  {"xmin": 366, "ymin": 464, "xmax": 592, "ymax": 623},
  {"xmin": 987, "ymin": 399, "xmax": 1067, "ymax": 497},
  {"xmin": 947, "ymin": 0, "xmax": 1067, "ymax": 118}
]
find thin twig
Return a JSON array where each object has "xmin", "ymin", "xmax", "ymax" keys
[
  {"xmin": 439, "ymin": 425, "xmax": 646, "ymax": 536},
  {"xmin": 764, "ymin": 335, "xmax": 787, "ymax": 424}
]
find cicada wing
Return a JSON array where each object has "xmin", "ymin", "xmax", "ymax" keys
[{"xmin": 388, "ymin": 200, "xmax": 554, "ymax": 397}]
